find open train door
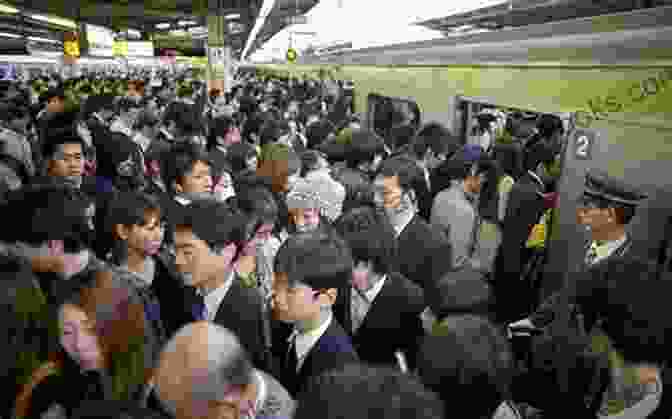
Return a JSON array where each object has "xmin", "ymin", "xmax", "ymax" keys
[{"xmin": 544, "ymin": 111, "xmax": 672, "ymax": 298}]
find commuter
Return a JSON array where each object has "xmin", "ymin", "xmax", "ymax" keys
[
  {"xmin": 272, "ymin": 230, "xmax": 359, "ymax": 396},
  {"xmin": 14, "ymin": 271, "xmax": 152, "ymax": 419},
  {"xmin": 172, "ymin": 199, "xmax": 269, "ymax": 371},
  {"xmin": 294, "ymin": 364, "xmax": 444, "ymax": 419},
  {"xmin": 418, "ymin": 315, "xmax": 521, "ymax": 419},
  {"xmin": 373, "ymin": 156, "xmax": 453, "ymax": 291},
  {"xmin": 334, "ymin": 205, "xmax": 425, "ymax": 370},
  {"xmin": 153, "ymin": 322, "xmax": 294, "ymax": 419}
]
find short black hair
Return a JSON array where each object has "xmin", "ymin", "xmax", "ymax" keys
[
  {"xmin": 161, "ymin": 143, "xmax": 212, "ymax": 195},
  {"xmin": 207, "ymin": 115, "xmax": 236, "ymax": 150},
  {"xmin": 418, "ymin": 315, "xmax": 513, "ymax": 419},
  {"xmin": 230, "ymin": 180, "xmax": 279, "ymax": 238},
  {"xmin": 334, "ymin": 206, "xmax": 397, "ymax": 275},
  {"xmin": 411, "ymin": 122, "xmax": 457, "ymax": 159},
  {"xmin": 295, "ymin": 364, "xmax": 444, "ymax": 419},
  {"xmin": 105, "ymin": 192, "xmax": 161, "ymax": 234},
  {"xmin": 259, "ymin": 118, "xmax": 290, "ymax": 147},
  {"xmin": 71, "ymin": 401, "xmax": 165, "ymax": 419},
  {"xmin": 345, "ymin": 129, "xmax": 386, "ymax": 169},
  {"xmin": 377, "ymin": 155, "xmax": 425, "ymax": 196},
  {"xmin": 274, "ymin": 230, "xmax": 353, "ymax": 291},
  {"xmin": 174, "ymin": 199, "xmax": 246, "ymax": 251},
  {"xmin": 162, "ymin": 102, "xmax": 200, "ymax": 135}
]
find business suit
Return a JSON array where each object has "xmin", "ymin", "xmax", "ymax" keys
[
  {"xmin": 494, "ymin": 171, "xmax": 546, "ymax": 323},
  {"xmin": 279, "ymin": 319, "xmax": 359, "ymax": 397},
  {"xmin": 340, "ymin": 272, "xmax": 425, "ymax": 370},
  {"xmin": 397, "ymin": 214, "xmax": 453, "ymax": 292},
  {"xmin": 212, "ymin": 279, "xmax": 268, "ymax": 372}
]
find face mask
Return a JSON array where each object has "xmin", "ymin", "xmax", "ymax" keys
[
  {"xmin": 352, "ymin": 268, "xmax": 371, "ymax": 293},
  {"xmin": 144, "ymin": 240, "xmax": 162, "ymax": 256},
  {"xmin": 61, "ymin": 250, "xmax": 91, "ymax": 279}
]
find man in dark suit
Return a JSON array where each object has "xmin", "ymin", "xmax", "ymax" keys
[
  {"xmin": 373, "ymin": 156, "xmax": 453, "ymax": 292},
  {"xmin": 171, "ymin": 199, "xmax": 267, "ymax": 371},
  {"xmin": 272, "ymin": 231, "xmax": 359, "ymax": 397},
  {"xmin": 511, "ymin": 168, "xmax": 647, "ymax": 331},
  {"xmin": 494, "ymin": 139, "xmax": 555, "ymax": 323},
  {"xmin": 334, "ymin": 205, "xmax": 425, "ymax": 370}
]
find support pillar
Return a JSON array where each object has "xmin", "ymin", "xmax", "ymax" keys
[{"xmin": 207, "ymin": 14, "xmax": 231, "ymax": 93}]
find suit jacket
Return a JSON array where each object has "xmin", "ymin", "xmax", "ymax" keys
[
  {"xmin": 530, "ymin": 235, "xmax": 634, "ymax": 329},
  {"xmin": 341, "ymin": 272, "xmax": 425, "ymax": 370},
  {"xmin": 212, "ymin": 279, "xmax": 268, "ymax": 372},
  {"xmin": 496, "ymin": 172, "xmax": 546, "ymax": 282},
  {"xmin": 397, "ymin": 215, "xmax": 453, "ymax": 292},
  {"xmin": 279, "ymin": 318, "xmax": 359, "ymax": 397}
]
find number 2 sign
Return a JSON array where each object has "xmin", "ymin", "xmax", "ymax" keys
[{"xmin": 571, "ymin": 129, "xmax": 597, "ymax": 160}]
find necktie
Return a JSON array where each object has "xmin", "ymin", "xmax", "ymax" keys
[
  {"xmin": 191, "ymin": 292, "xmax": 207, "ymax": 321},
  {"xmin": 285, "ymin": 332, "xmax": 299, "ymax": 373}
]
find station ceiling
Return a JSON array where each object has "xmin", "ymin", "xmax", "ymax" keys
[{"xmin": 3, "ymin": 0, "xmax": 319, "ymax": 59}]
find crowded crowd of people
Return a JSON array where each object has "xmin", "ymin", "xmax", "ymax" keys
[{"xmin": 0, "ymin": 66, "xmax": 669, "ymax": 419}]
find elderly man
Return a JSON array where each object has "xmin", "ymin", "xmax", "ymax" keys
[{"xmin": 154, "ymin": 322, "xmax": 294, "ymax": 419}]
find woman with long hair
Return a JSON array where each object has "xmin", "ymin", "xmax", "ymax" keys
[{"xmin": 14, "ymin": 271, "xmax": 152, "ymax": 419}]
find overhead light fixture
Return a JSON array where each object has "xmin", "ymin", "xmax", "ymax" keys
[
  {"xmin": 178, "ymin": 20, "xmax": 196, "ymax": 26},
  {"xmin": 30, "ymin": 14, "xmax": 77, "ymax": 29},
  {"xmin": 0, "ymin": 3, "xmax": 18, "ymax": 13},
  {"xmin": 225, "ymin": 13, "xmax": 240, "ymax": 20},
  {"xmin": 28, "ymin": 36, "xmax": 62, "ymax": 44},
  {"xmin": 156, "ymin": 23, "xmax": 171, "ymax": 29},
  {"xmin": 127, "ymin": 29, "xmax": 141, "ymax": 37},
  {"xmin": 169, "ymin": 29, "xmax": 186, "ymax": 36},
  {"xmin": 0, "ymin": 31, "xmax": 20, "ymax": 38}
]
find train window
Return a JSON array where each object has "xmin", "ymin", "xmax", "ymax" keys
[
  {"xmin": 455, "ymin": 96, "xmax": 571, "ymax": 153},
  {"xmin": 368, "ymin": 93, "xmax": 420, "ymax": 151}
]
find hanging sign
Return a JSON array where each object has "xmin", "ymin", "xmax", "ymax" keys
[{"xmin": 286, "ymin": 48, "xmax": 297, "ymax": 63}]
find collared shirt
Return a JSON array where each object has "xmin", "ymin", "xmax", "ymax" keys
[
  {"xmin": 588, "ymin": 234, "xmax": 628, "ymax": 266},
  {"xmin": 291, "ymin": 312, "xmax": 333, "ymax": 372},
  {"xmin": 351, "ymin": 275, "xmax": 387, "ymax": 333},
  {"xmin": 599, "ymin": 371, "xmax": 662, "ymax": 419},
  {"xmin": 247, "ymin": 369, "xmax": 267, "ymax": 419},
  {"xmin": 393, "ymin": 211, "xmax": 416, "ymax": 238},
  {"xmin": 174, "ymin": 195, "xmax": 191, "ymax": 206},
  {"xmin": 201, "ymin": 270, "xmax": 235, "ymax": 322}
]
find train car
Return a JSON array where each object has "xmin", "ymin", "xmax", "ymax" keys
[{"xmin": 256, "ymin": 5, "xmax": 672, "ymax": 295}]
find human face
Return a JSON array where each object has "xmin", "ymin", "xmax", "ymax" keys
[
  {"xmin": 271, "ymin": 272, "xmax": 324, "ymax": 323},
  {"xmin": 173, "ymin": 227, "xmax": 237, "ymax": 288},
  {"xmin": 576, "ymin": 201, "xmax": 615, "ymax": 236},
  {"xmin": 465, "ymin": 172, "xmax": 485, "ymax": 195},
  {"xmin": 373, "ymin": 175, "xmax": 403, "ymax": 211},
  {"xmin": 118, "ymin": 211, "xmax": 164, "ymax": 258},
  {"xmin": 288, "ymin": 208, "xmax": 320, "ymax": 233},
  {"xmin": 177, "ymin": 161, "xmax": 213, "ymax": 195},
  {"xmin": 48, "ymin": 143, "xmax": 84, "ymax": 178},
  {"xmin": 59, "ymin": 304, "xmax": 103, "ymax": 371},
  {"xmin": 47, "ymin": 97, "xmax": 65, "ymax": 114}
]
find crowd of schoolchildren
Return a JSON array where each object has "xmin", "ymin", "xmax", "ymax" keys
[{"xmin": 0, "ymin": 66, "xmax": 669, "ymax": 419}]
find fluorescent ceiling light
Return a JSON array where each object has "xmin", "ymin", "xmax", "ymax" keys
[
  {"xmin": 28, "ymin": 36, "xmax": 62, "ymax": 44},
  {"xmin": 0, "ymin": 31, "xmax": 20, "ymax": 38},
  {"xmin": 127, "ymin": 29, "xmax": 141, "ymax": 37},
  {"xmin": 169, "ymin": 30, "xmax": 186, "ymax": 36},
  {"xmin": 30, "ymin": 14, "xmax": 77, "ymax": 29},
  {"xmin": 225, "ymin": 13, "xmax": 240, "ymax": 20},
  {"xmin": 178, "ymin": 20, "xmax": 196, "ymax": 26},
  {"xmin": 156, "ymin": 23, "xmax": 171, "ymax": 29},
  {"xmin": 188, "ymin": 26, "xmax": 207, "ymax": 34},
  {"xmin": 0, "ymin": 3, "xmax": 18, "ymax": 13}
]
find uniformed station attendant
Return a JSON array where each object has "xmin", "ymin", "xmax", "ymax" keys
[{"xmin": 511, "ymin": 168, "xmax": 647, "ymax": 331}]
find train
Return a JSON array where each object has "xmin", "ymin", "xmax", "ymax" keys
[{"xmin": 253, "ymin": 5, "xmax": 672, "ymax": 295}]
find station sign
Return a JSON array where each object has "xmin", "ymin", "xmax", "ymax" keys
[{"xmin": 286, "ymin": 48, "xmax": 297, "ymax": 63}]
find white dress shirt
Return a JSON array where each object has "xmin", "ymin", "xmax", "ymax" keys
[
  {"xmin": 201, "ymin": 270, "xmax": 235, "ymax": 322},
  {"xmin": 292, "ymin": 312, "xmax": 333, "ymax": 372},
  {"xmin": 589, "ymin": 234, "xmax": 628, "ymax": 266}
]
